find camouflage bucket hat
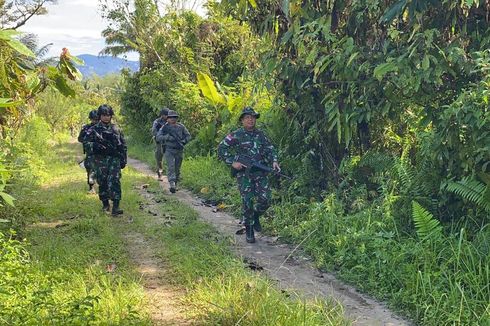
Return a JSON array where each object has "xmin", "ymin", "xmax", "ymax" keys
[
  {"xmin": 239, "ymin": 107, "xmax": 260, "ymax": 121},
  {"xmin": 167, "ymin": 110, "xmax": 179, "ymax": 118}
]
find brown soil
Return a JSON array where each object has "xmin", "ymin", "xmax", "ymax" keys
[{"xmin": 128, "ymin": 157, "xmax": 412, "ymax": 326}]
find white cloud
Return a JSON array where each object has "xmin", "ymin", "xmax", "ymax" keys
[{"xmin": 19, "ymin": 0, "xmax": 139, "ymax": 60}]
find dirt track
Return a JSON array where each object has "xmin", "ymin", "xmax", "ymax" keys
[{"xmin": 128, "ymin": 157, "xmax": 412, "ymax": 326}]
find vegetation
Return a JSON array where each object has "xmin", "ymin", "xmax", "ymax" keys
[{"xmin": 1, "ymin": 0, "xmax": 489, "ymax": 325}]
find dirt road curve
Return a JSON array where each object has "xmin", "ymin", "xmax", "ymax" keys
[{"xmin": 128, "ymin": 157, "xmax": 412, "ymax": 326}]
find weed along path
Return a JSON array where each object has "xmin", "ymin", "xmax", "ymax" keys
[{"xmin": 128, "ymin": 157, "xmax": 411, "ymax": 326}]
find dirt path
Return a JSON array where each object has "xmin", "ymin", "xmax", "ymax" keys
[
  {"xmin": 128, "ymin": 158, "xmax": 412, "ymax": 326},
  {"xmin": 123, "ymin": 231, "xmax": 190, "ymax": 325}
]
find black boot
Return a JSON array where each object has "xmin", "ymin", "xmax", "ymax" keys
[
  {"xmin": 253, "ymin": 212, "xmax": 262, "ymax": 232},
  {"xmin": 169, "ymin": 181, "xmax": 176, "ymax": 193},
  {"xmin": 245, "ymin": 225, "xmax": 255, "ymax": 243},
  {"xmin": 112, "ymin": 200, "xmax": 123, "ymax": 216},
  {"xmin": 102, "ymin": 200, "xmax": 110, "ymax": 212}
]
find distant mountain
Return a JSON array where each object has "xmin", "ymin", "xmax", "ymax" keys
[{"xmin": 76, "ymin": 54, "xmax": 139, "ymax": 77}]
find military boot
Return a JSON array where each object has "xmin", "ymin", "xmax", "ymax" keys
[
  {"xmin": 111, "ymin": 200, "xmax": 123, "ymax": 216},
  {"xmin": 245, "ymin": 225, "xmax": 255, "ymax": 243},
  {"xmin": 102, "ymin": 200, "xmax": 110, "ymax": 212},
  {"xmin": 253, "ymin": 212, "xmax": 262, "ymax": 232},
  {"xmin": 169, "ymin": 181, "xmax": 176, "ymax": 193}
]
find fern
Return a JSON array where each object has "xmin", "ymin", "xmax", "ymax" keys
[
  {"xmin": 445, "ymin": 177, "xmax": 490, "ymax": 213},
  {"xmin": 412, "ymin": 201, "xmax": 443, "ymax": 240}
]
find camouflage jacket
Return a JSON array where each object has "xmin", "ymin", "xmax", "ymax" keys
[
  {"xmin": 156, "ymin": 123, "xmax": 191, "ymax": 150},
  {"xmin": 152, "ymin": 117, "xmax": 167, "ymax": 140},
  {"xmin": 77, "ymin": 123, "xmax": 96, "ymax": 154},
  {"xmin": 85, "ymin": 122, "xmax": 127, "ymax": 164},
  {"xmin": 217, "ymin": 127, "xmax": 278, "ymax": 167}
]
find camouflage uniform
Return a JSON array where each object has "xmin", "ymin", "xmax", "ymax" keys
[
  {"xmin": 78, "ymin": 122, "xmax": 97, "ymax": 190},
  {"xmin": 85, "ymin": 121, "xmax": 127, "ymax": 203},
  {"xmin": 152, "ymin": 115, "xmax": 167, "ymax": 175},
  {"xmin": 156, "ymin": 114, "xmax": 191, "ymax": 190},
  {"xmin": 217, "ymin": 127, "xmax": 278, "ymax": 227}
]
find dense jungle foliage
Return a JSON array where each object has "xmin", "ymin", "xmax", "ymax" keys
[
  {"xmin": 0, "ymin": 0, "xmax": 489, "ymax": 325},
  {"xmin": 106, "ymin": 1, "xmax": 489, "ymax": 324}
]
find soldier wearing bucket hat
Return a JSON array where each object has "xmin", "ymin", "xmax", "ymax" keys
[
  {"xmin": 152, "ymin": 107, "xmax": 169, "ymax": 180},
  {"xmin": 156, "ymin": 110, "xmax": 191, "ymax": 193},
  {"xmin": 218, "ymin": 107, "xmax": 281, "ymax": 243}
]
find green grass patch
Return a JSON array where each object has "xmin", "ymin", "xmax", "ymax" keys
[
  {"xmin": 127, "ymin": 182, "xmax": 349, "ymax": 325},
  {"xmin": 0, "ymin": 142, "xmax": 151, "ymax": 325}
]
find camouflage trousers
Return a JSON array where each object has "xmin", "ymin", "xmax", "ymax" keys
[
  {"xmin": 94, "ymin": 155, "xmax": 122, "ymax": 201},
  {"xmin": 155, "ymin": 143, "xmax": 165, "ymax": 171},
  {"xmin": 236, "ymin": 172, "xmax": 271, "ymax": 226},
  {"xmin": 165, "ymin": 148, "xmax": 183, "ymax": 183},
  {"xmin": 84, "ymin": 155, "xmax": 96, "ymax": 186}
]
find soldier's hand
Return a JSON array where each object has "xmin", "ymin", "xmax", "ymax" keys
[
  {"xmin": 273, "ymin": 162, "xmax": 281, "ymax": 172},
  {"xmin": 232, "ymin": 161, "xmax": 246, "ymax": 170}
]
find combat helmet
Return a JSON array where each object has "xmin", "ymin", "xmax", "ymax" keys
[
  {"xmin": 159, "ymin": 107, "xmax": 169, "ymax": 116},
  {"xmin": 239, "ymin": 106, "xmax": 260, "ymax": 121},
  {"xmin": 88, "ymin": 109, "xmax": 98, "ymax": 120},
  {"xmin": 97, "ymin": 104, "xmax": 114, "ymax": 117},
  {"xmin": 167, "ymin": 110, "xmax": 179, "ymax": 118}
]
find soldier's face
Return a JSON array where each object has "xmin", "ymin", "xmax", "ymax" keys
[
  {"xmin": 167, "ymin": 117, "xmax": 177, "ymax": 124},
  {"xmin": 241, "ymin": 115, "xmax": 256, "ymax": 130},
  {"xmin": 100, "ymin": 114, "xmax": 111, "ymax": 124}
]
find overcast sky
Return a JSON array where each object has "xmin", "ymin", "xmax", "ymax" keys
[{"xmin": 19, "ymin": 0, "xmax": 139, "ymax": 61}]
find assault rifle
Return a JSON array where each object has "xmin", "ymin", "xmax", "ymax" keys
[
  {"xmin": 164, "ymin": 126, "xmax": 185, "ymax": 150},
  {"xmin": 231, "ymin": 154, "xmax": 291, "ymax": 179}
]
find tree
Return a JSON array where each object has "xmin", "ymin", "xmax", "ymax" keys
[{"xmin": 0, "ymin": 0, "xmax": 55, "ymax": 29}]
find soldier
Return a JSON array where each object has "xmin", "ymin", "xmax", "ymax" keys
[
  {"xmin": 85, "ymin": 104, "xmax": 127, "ymax": 216},
  {"xmin": 217, "ymin": 107, "xmax": 281, "ymax": 243},
  {"xmin": 152, "ymin": 108, "xmax": 168, "ymax": 180},
  {"xmin": 77, "ymin": 109, "xmax": 98, "ymax": 194},
  {"xmin": 156, "ymin": 110, "xmax": 191, "ymax": 193}
]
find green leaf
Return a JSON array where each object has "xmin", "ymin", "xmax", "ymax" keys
[
  {"xmin": 0, "ymin": 98, "xmax": 22, "ymax": 108},
  {"xmin": 346, "ymin": 52, "xmax": 359, "ymax": 66},
  {"xmin": 381, "ymin": 0, "xmax": 407, "ymax": 23},
  {"xmin": 52, "ymin": 73, "xmax": 76, "ymax": 97},
  {"xmin": 196, "ymin": 72, "xmax": 225, "ymax": 106},
  {"xmin": 373, "ymin": 62, "xmax": 398, "ymax": 81},
  {"xmin": 248, "ymin": 0, "xmax": 257, "ymax": 8},
  {"xmin": 0, "ymin": 192, "xmax": 15, "ymax": 207},
  {"xmin": 0, "ymin": 218, "xmax": 10, "ymax": 223},
  {"xmin": 0, "ymin": 29, "xmax": 20, "ymax": 40},
  {"xmin": 6, "ymin": 39, "xmax": 35, "ymax": 57},
  {"xmin": 422, "ymin": 55, "xmax": 430, "ymax": 70},
  {"xmin": 70, "ymin": 55, "xmax": 85, "ymax": 66}
]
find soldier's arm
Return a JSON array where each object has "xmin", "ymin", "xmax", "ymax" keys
[
  {"xmin": 77, "ymin": 126, "xmax": 86, "ymax": 143},
  {"xmin": 155, "ymin": 124, "xmax": 168, "ymax": 143},
  {"xmin": 182, "ymin": 125, "xmax": 191, "ymax": 144},
  {"xmin": 217, "ymin": 132, "xmax": 238, "ymax": 165},
  {"xmin": 151, "ymin": 120, "xmax": 160, "ymax": 137}
]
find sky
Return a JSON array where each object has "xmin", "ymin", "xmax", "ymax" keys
[{"xmin": 19, "ymin": 0, "xmax": 139, "ymax": 61}]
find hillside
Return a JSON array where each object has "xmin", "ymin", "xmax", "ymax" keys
[{"xmin": 76, "ymin": 54, "xmax": 139, "ymax": 77}]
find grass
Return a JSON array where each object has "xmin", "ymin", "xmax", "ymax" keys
[
  {"xmin": 0, "ymin": 139, "xmax": 350, "ymax": 325},
  {"xmin": 159, "ymin": 154, "xmax": 490, "ymax": 326},
  {"xmin": 0, "ymin": 142, "xmax": 151, "ymax": 325},
  {"xmin": 126, "ymin": 181, "xmax": 349, "ymax": 325}
]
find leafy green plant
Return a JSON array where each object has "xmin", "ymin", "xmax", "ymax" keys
[
  {"xmin": 445, "ymin": 177, "xmax": 490, "ymax": 213},
  {"xmin": 411, "ymin": 201, "xmax": 442, "ymax": 241}
]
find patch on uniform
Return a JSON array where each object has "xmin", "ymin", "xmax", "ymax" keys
[{"xmin": 225, "ymin": 134, "xmax": 236, "ymax": 144}]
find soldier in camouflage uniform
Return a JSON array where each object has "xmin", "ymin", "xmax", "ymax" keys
[
  {"xmin": 152, "ymin": 108, "xmax": 168, "ymax": 180},
  {"xmin": 78, "ymin": 109, "xmax": 98, "ymax": 193},
  {"xmin": 85, "ymin": 104, "xmax": 127, "ymax": 216},
  {"xmin": 218, "ymin": 107, "xmax": 281, "ymax": 243},
  {"xmin": 156, "ymin": 110, "xmax": 191, "ymax": 193}
]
